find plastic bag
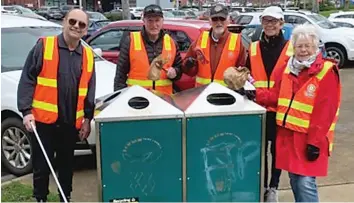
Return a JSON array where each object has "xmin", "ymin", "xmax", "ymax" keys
[
  {"xmin": 223, "ymin": 66, "xmax": 250, "ymax": 90},
  {"xmin": 148, "ymin": 54, "xmax": 170, "ymax": 81}
]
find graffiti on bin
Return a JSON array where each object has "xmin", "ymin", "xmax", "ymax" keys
[
  {"xmin": 200, "ymin": 132, "xmax": 260, "ymax": 196},
  {"xmin": 129, "ymin": 172, "xmax": 156, "ymax": 196},
  {"xmin": 121, "ymin": 137, "xmax": 162, "ymax": 195}
]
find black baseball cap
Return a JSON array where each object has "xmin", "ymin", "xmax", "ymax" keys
[
  {"xmin": 209, "ymin": 4, "xmax": 229, "ymax": 19},
  {"xmin": 143, "ymin": 4, "xmax": 163, "ymax": 18}
]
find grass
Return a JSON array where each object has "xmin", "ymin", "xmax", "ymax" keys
[
  {"xmin": 320, "ymin": 9, "xmax": 354, "ymax": 17},
  {"xmin": 1, "ymin": 181, "xmax": 59, "ymax": 202}
]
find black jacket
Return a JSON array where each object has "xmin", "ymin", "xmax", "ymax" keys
[
  {"xmin": 246, "ymin": 31, "xmax": 288, "ymax": 141},
  {"xmin": 114, "ymin": 27, "xmax": 183, "ymax": 91},
  {"xmin": 17, "ymin": 34, "xmax": 96, "ymax": 126}
]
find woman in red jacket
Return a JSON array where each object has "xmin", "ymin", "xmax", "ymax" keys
[{"xmin": 257, "ymin": 24, "xmax": 341, "ymax": 202}]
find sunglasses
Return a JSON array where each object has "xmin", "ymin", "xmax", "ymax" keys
[
  {"xmin": 211, "ymin": 17, "xmax": 226, "ymax": 22},
  {"xmin": 68, "ymin": 18, "xmax": 87, "ymax": 29},
  {"xmin": 144, "ymin": 6, "xmax": 163, "ymax": 16},
  {"xmin": 261, "ymin": 18, "xmax": 280, "ymax": 25}
]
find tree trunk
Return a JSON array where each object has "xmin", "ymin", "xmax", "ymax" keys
[
  {"xmin": 121, "ymin": 0, "xmax": 130, "ymax": 20},
  {"xmin": 344, "ymin": 0, "xmax": 350, "ymax": 10},
  {"xmin": 312, "ymin": 0, "xmax": 319, "ymax": 13}
]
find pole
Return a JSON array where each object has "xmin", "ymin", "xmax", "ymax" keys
[
  {"xmin": 37, "ymin": 0, "xmax": 40, "ymax": 8},
  {"xmin": 30, "ymin": 122, "xmax": 68, "ymax": 203},
  {"xmin": 156, "ymin": 0, "xmax": 160, "ymax": 6},
  {"xmin": 79, "ymin": 0, "xmax": 82, "ymax": 9},
  {"xmin": 284, "ymin": 0, "xmax": 287, "ymax": 9},
  {"xmin": 176, "ymin": 0, "xmax": 179, "ymax": 9}
]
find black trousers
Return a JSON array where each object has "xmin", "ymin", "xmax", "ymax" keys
[
  {"xmin": 264, "ymin": 112, "xmax": 282, "ymax": 189},
  {"xmin": 30, "ymin": 122, "xmax": 77, "ymax": 200}
]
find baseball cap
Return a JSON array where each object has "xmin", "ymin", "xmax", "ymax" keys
[
  {"xmin": 209, "ymin": 4, "xmax": 229, "ymax": 19},
  {"xmin": 143, "ymin": 4, "xmax": 163, "ymax": 18},
  {"xmin": 260, "ymin": 6, "xmax": 284, "ymax": 20}
]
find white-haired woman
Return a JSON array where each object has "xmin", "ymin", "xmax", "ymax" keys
[{"xmin": 257, "ymin": 24, "xmax": 341, "ymax": 202}]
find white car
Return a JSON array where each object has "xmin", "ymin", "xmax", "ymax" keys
[
  {"xmin": 1, "ymin": 14, "xmax": 116, "ymax": 176},
  {"xmin": 235, "ymin": 10, "xmax": 354, "ymax": 67},
  {"xmin": 328, "ymin": 11, "xmax": 354, "ymax": 20},
  {"xmin": 330, "ymin": 18, "xmax": 354, "ymax": 28},
  {"xmin": 2, "ymin": 5, "xmax": 47, "ymax": 21}
]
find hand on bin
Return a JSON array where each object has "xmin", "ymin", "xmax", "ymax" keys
[{"xmin": 235, "ymin": 87, "xmax": 256, "ymax": 100}]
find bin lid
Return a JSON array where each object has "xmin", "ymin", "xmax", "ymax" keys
[
  {"xmin": 95, "ymin": 85, "xmax": 184, "ymax": 122},
  {"xmin": 171, "ymin": 82, "xmax": 266, "ymax": 117}
]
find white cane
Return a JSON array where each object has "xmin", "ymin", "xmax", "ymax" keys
[{"xmin": 30, "ymin": 121, "xmax": 68, "ymax": 203}]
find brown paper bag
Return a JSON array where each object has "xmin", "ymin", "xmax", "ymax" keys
[
  {"xmin": 223, "ymin": 66, "xmax": 250, "ymax": 90},
  {"xmin": 148, "ymin": 54, "xmax": 170, "ymax": 81}
]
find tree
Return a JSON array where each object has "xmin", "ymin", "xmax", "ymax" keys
[
  {"xmin": 121, "ymin": 0, "xmax": 130, "ymax": 20},
  {"xmin": 344, "ymin": 0, "xmax": 350, "ymax": 9}
]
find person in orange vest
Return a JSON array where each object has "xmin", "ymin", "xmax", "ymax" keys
[
  {"xmin": 114, "ymin": 4, "xmax": 182, "ymax": 95},
  {"xmin": 182, "ymin": 4, "xmax": 247, "ymax": 88},
  {"xmin": 17, "ymin": 9, "xmax": 95, "ymax": 202},
  {"xmin": 246, "ymin": 6, "xmax": 293, "ymax": 202},
  {"xmin": 257, "ymin": 24, "xmax": 341, "ymax": 202}
]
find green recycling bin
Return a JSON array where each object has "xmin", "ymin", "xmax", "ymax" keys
[
  {"xmin": 171, "ymin": 82, "xmax": 267, "ymax": 202},
  {"xmin": 95, "ymin": 85, "xmax": 184, "ymax": 202}
]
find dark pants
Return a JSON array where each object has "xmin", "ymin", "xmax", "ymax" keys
[
  {"xmin": 264, "ymin": 112, "xmax": 282, "ymax": 189},
  {"xmin": 30, "ymin": 122, "xmax": 78, "ymax": 201}
]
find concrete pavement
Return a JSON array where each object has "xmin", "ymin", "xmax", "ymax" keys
[{"xmin": 3, "ymin": 67, "xmax": 354, "ymax": 202}]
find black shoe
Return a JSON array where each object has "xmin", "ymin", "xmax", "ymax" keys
[{"xmin": 35, "ymin": 197, "xmax": 47, "ymax": 202}]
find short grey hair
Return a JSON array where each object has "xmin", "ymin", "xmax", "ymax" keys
[{"xmin": 291, "ymin": 24, "xmax": 320, "ymax": 48}]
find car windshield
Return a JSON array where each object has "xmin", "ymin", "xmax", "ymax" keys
[
  {"xmin": 307, "ymin": 14, "xmax": 337, "ymax": 29},
  {"xmin": 88, "ymin": 12, "xmax": 107, "ymax": 20},
  {"xmin": 163, "ymin": 11, "xmax": 175, "ymax": 18},
  {"xmin": 1, "ymin": 26, "xmax": 100, "ymax": 72}
]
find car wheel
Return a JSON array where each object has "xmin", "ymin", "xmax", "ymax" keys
[
  {"xmin": 1, "ymin": 117, "xmax": 32, "ymax": 176},
  {"xmin": 326, "ymin": 46, "xmax": 345, "ymax": 68}
]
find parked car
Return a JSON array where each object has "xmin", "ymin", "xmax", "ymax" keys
[
  {"xmin": 329, "ymin": 18, "xmax": 354, "ymax": 28},
  {"xmin": 1, "ymin": 14, "xmax": 116, "ymax": 176},
  {"xmin": 328, "ymin": 11, "xmax": 354, "ymax": 20},
  {"xmin": 2, "ymin": 5, "xmax": 47, "ymax": 21},
  {"xmin": 86, "ymin": 19, "xmax": 250, "ymax": 91},
  {"xmin": 236, "ymin": 10, "xmax": 354, "ymax": 67},
  {"xmin": 61, "ymin": 4, "xmax": 80, "ymax": 16},
  {"xmin": 83, "ymin": 19, "xmax": 112, "ymax": 40},
  {"xmin": 87, "ymin": 11, "xmax": 108, "ymax": 21},
  {"xmin": 36, "ymin": 6, "xmax": 63, "ymax": 20},
  {"xmin": 242, "ymin": 23, "xmax": 327, "ymax": 57}
]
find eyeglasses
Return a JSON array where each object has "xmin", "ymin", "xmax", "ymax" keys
[
  {"xmin": 68, "ymin": 18, "xmax": 87, "ymax": 29},
  {"xmin": 261, "ymin": 18, "xmax": 279, "ymax": 25},
  {"xmin": 211, "ymin": 17, "xmax": 226, "ymax": 22}
]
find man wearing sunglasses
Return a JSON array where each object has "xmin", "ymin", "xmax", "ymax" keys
[
  {"xmin": 246, "ymin": 6, "xmax": 293, "ymax": 202},
  {"xmin": 182, "ymin": 4, "xmax": 247, "ymax": 88},
  {"xmin": 114, "ymin": 4, "xmax": 182, "ymax": 95},
  {"xmin": 17, "ymin": 9, "xmax": 94, "ymax": 202}
]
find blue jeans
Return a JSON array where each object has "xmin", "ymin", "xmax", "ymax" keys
[{"xmin": 288, "ymin": 173, "xmax": 319, "ymax": 202}]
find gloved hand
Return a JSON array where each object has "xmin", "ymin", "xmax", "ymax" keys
[
  {"xmin": 184, "ymin": 57, "xmax": 196, "ymax": 69},
  {"xmin": 235, "ymin": 88, "xmax": 256, "ymax": 101},
  {"xmin": 306, "ymin": 144, "xmax": 320, "ymax": 161}
]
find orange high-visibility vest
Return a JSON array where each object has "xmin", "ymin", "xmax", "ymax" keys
[
  {"xmin": 128, "ymin": 31, "xmax": 176, "ymax": 95},
  {"xmin": 276, "ymin": 61, "xmax": 341, "ymax": 154},
  {"xmin": 195, "ymin": 31, "xmax": 241, "ymax": 87},
  {"xmin": 32, "ymin": 36, "xmax": 94, "ymax": 130},
  {"xmin": 250, "ymin": 40, "xmax": 293, "ymax": 112}
]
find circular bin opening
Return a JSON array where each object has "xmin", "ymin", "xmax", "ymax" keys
[
  {"xmin": 128, "ymin": 97, "xmax": 150, "ymax": 109},
  {"xmin": 207, "ymin": 93, "xmax": 236, "ymax": 105}
]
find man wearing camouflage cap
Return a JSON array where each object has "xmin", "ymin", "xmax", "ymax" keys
[{"xmin": 182, "ymin": 3, "xmax": 247, "ymax": 88}]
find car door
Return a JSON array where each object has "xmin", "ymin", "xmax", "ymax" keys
[{"xmin": 88, "ymin": 29, "xmax": 125, "ymax": 64}]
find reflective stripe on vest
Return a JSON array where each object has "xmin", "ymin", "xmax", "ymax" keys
[
  {"xmin": 276, "ymin": 61, "xmax": 334, "ymax": 131},
  {"xmin": 32, "ymin": 36, "xmax": 93, "ymax": 129},
  {"xmin": 195, "ymin": 31, "xmax": 241, "ymax": 87},
  {"xmin": 128, "ymin": 32, "xmax": 176, "ymax": 95},
  {"xmin": 250, "ymin": 40, "xmax": 293, "ymax": 112},
  {"xmin": 276, "ymin": 60, "xmax": 341, "ymax": 154}
]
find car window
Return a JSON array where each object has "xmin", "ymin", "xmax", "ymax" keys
[
  {"xmin": 285, "ymin": 15, "xmax": 309, "ymax": 24},
  {"xmin": 165, "ymin": 30, "xmax": 191, "ymax": 52},
  {"xmin": 89, "ymin": 29, "xmax": 124, "ymax": 51},
  {"xmin": 333, "ymin": 22, "xmax": 354, "ymax": 28},
  {"xmin": 235, "ymin": 15, "xmax": 253, "ymax": 25},
  {"xmin": 336, "ymin": 14, "xmax": 354, "ymax": 18},
  {"xmin": 307, "ymin": 14, "xmax": 337, "ymax": 29},
  {"xmin": 1, "ymin": 27, "xmax": 62, "ymax": 72}
]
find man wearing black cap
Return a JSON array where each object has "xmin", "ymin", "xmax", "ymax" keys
[
  {"xmin": 182, "ymin": 4, "xmax": 247, "ymax": 88},
  {"xmin": 114, "ymin": 4, "xmax": 182, "ymax": 95}
]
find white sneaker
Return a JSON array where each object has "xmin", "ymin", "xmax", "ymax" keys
[{"xmin": 265, "ymin": 187, "xmax": 279, "ymax": 202}]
